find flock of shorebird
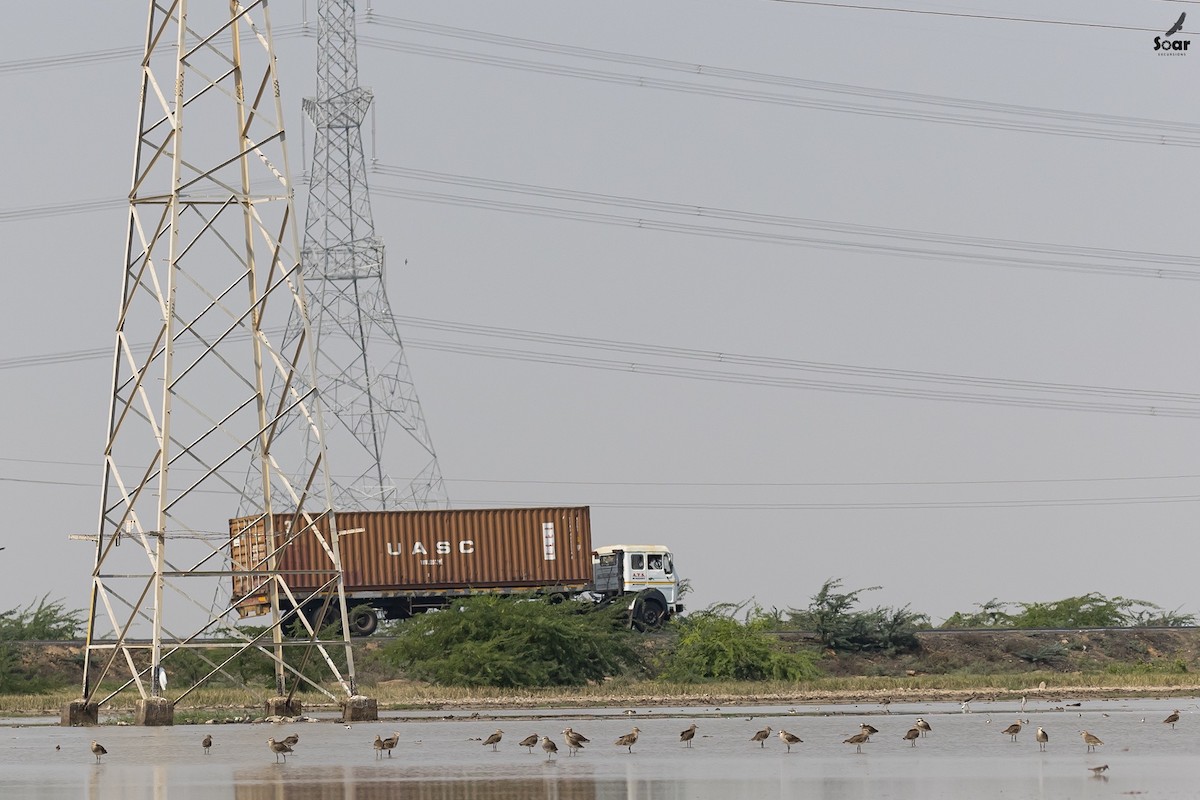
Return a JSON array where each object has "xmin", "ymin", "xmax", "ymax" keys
[{"xmin": 79, "ymin": 707, "xmax": 1184, "ymax": 772}]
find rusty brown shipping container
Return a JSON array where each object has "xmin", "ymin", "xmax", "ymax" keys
[{"xmin": 230, "ymin": 507, "xmax": 593, "ymax": 614}]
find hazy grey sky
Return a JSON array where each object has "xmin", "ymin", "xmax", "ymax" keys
[{"xmin": 1, "ymin": 1, "xmax": 1197, "ymax": 625}]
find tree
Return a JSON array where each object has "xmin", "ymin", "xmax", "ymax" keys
[
  {"xmin": 788, "ymin": 578, "xmax": 928, "ymax": 653},
  {"xmin": 0, "ymin": 595, "xmax": 83, "ymax": 693},
  {"xmin": 941, "ymin": 593, "xmax": 1196, "ymax": 629},
  {"xmin": 380, "ymin": 595, "xmax": 642, "ymax": 688},
  {"xmin": 658, "ymin": 602, "xmax": 820, "ymax": 683}
]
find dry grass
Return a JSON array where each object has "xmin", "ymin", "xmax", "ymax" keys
[{"xmin": 8, "ymin": 672, "xmax": 1200, "ymax": 717}]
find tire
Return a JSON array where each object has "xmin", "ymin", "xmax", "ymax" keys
[
  {"xmin": 349, "ymin": 607, "xmax": 379, "ymax": 637},
  {"xmin": 632, "ymin": 597, "xmax": 666, "ymax": 632}
]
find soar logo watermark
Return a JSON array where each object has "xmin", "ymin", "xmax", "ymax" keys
[{"xmin": 1154, "ymin": 12, "xmax": 1189, "ymax": 54}]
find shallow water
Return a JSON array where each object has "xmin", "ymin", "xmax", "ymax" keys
[{"xmin": 3, "ymin": 696, "xmax": 1198, "ymax": 798}]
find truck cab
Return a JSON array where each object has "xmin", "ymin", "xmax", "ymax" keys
[{"xmin": 591, "ymin": 544, "xmax": 683, "ymax": 629}]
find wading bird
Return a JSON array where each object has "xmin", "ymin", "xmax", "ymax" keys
[
  {"xmin": 680, "ymin": 723, "xmax": 697, "ymax": 748},
  {"xmin": 380, "ymin": 732, "xmax": 399, "ymax": 758},
  {"xmin": 903, "ymin": 728, "xmax": 920, "ymax": 747},
  {"xmin": 373, "ymin": 735, "xmax": 385, "ymax": 759},
  {"xmin": 614, "ymin": 727, "xmax": 641, "ymax": 753},
  {"xmin": 1089, "ymin": 763, "xmax": 1109, "ymax": 776},
  {"xmin": 282, "ymin": 734, "xmax": 299, "ymax": 747},
  {"xmin": 518, "ymin": 734, "xmax": 539, "ymax": 753},
  {"xmin": 844, "ymin": 732, "xmax": 870, "ymax": 753},
  {"xmin": 1036, "ymin": 727, "xmax": 1048, "ymax": 751},
  {"xmin": 1081, "ymin": 731, "xmax": 1103, "ymax": 752},
  {"xmin": 482, "ymin": 730, "xmax": 504, "ymax": 751},
  {"xmin": 1002, "ymin": 721, "xmax": 1022, "ymax": 741},
  {"xmin": 750, "ymin": 726, "xmax": 772, "ymax": 747},
  {"xmin": 779, "ymin": 730, "xmax": 803, "ymax": 752},
  {"xmin": 563, "ymin": 728, "xmax": 587, "ymax": 756},
  {"xmin": 541, "ymin": 736, "xmax": 558, "ymax": 760},
  {"xmin": 90, "ymin": 740, "xmax": 107, "ymax": 763},
  {"xmin": 267, "ymin": 738, "xmax": 293, "ymax": 763},
  {"xmin": 1164, "ymin": 710, "xmax": 1181, "ymax": 729},
  {"xmin": 202, "ymin": 734, "xmax": 212, "ymax": 755},
  {"xmin": 915, "ymin": 718, "xmax": 931, "ymax": 737}
]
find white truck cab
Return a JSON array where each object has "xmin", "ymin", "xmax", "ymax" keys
[{"xmin": 591, "ymin": 544, "xmax": 682, "ymax": 628}]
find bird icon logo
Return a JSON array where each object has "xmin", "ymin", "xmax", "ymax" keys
[{"xmin": 1166, "ymin": 12, "xmax": 1186, "ymax": 37}]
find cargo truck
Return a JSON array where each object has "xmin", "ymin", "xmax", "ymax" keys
[{"xmin": 230, "ymin": 506, "xmax": 682, "ymax": 635}]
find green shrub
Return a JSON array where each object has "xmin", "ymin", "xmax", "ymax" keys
[
  {"xmin": 0, "ymin": 596, "xmax": 84, "ymax": 693},
  {"xmin": 788, "ymin": 579, "xmax": 928, "ymax": 653},
  {"xmin": 658, "ymin": 603, "xmax": 820, "ymax": 683},
  {"xmin": 380, "ymin": 595, "xmax": 642, "ymax": 688}
]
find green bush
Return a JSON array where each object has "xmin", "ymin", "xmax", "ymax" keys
[
  {"xmin": 0, "ymin": 595, "xmax": 83, "ymax": 693},
  {"xmin": 788, "ymin": 579, "xmax": 928, "ymax": 653},
  {"xmin": 658, "ymin": 603, "xmax": 820, "ymax": 683},
  {"xmin": 942, "ymin": 594, "xmax": 1196, "ymax": 630},
  {"xmin": 380, "ymin": 595, "xmax": 642, "ymax": 688}
]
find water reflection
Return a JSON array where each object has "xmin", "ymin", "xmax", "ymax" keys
[{"xmin": 233, "ymin": 766, "xmax": 603, "ymax": 800}]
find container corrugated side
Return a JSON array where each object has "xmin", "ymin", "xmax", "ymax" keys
[{"xmin": 230, "ymin": 507, "xmax": 592, "ymax": 606}]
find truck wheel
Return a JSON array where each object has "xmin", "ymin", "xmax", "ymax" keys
[
  {"xmin": 633, "ymin": 597, "xmax": 666, "ymax": 632},
  {"xmin": 349, "ymin": 607, "xmax": 379, "ymax": 637}
]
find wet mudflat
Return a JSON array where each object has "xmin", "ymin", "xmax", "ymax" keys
[{"xmin": 2, "ymin": 696, "xmax": 1198, "ymax": 799}]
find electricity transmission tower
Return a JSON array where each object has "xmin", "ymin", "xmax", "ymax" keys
[
  {"xmin": 69, "ymin": 0, "xmax": 359, "ymax": 726},
  {"xmin": 290, "ymin": 0, "xmax": 448, "ymax": 511}
]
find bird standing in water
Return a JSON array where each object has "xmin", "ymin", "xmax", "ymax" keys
[
  {"xmin": 902, "ymin": 728, "xmax": 920, "ymax": 747},
  {"xmin": 843, "ymin": 732, "xmax": 870, "ymax": 753},
  {"xmin": 750, "ymin": 726, "xmax": 772, "ymax": 748},
  {"xmin": 90, "ymin": 740, "xmax": 107, "ymax": 763},
  {"xmin": 541, "ymin": 736, "xmax": 558, "ymax": 761},
  {"xmin": 614, "ymin": 727, "xmax": 641, "ymax": 753},
  {"xmin": 1002, "ymin": 721, "xmax": 1022, "ymax": 741},
  {"xmin": 680, "ymin": 723, "xmax": 698, "ymax": 748},
  {"xmin": 1164, "ymin": 710, "xmax": 1181, "ymax": 729},
  {"xmin": 915, "ymin": 718, "xmax": 931, "ymax": 737},
  {"xmin": 267, "ymin": 738, "xmax": 293, "ymax": 763},
  {"xmin": 1081, "ymin": 731, "xmax": 1103, "ymax": 752},
  {"xmin": 779, "ymin": 730, "xmax": 803, "ymax": 752},
  {"xmin": 518, "ymin": 734, "xmax": 539, "ymax": 753},
  {"xmin": 482, "ymin": 730, "xmax": 503, "ymax": 751},
  {"xmin": 202, "ymin": 734, "xmax": 212, "ymax": 755},
  {"xmin": 1036, "ymin": 727, "xmax": 1049, "ymax": 751}
]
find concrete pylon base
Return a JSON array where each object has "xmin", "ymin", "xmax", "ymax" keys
[
  {"xmin": 61, "ymin": 699, "xmax": 99, "ymax": 727},
  {"xmin": 265, "ymin": 697, "xmax": 302, "ymax": 718},
  {"xmin": 342, "ymin": 695, "xmax": 378, "ymax": 722},
  {"xmin": 135, "ymin": 697, "xmax": 174, "ymax": 726}
]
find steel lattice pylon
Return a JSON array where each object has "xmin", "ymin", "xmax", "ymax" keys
[
  {"xmin": 77, "ymin": 0, "xmax": 359, "ymax": 720},
  {"xmin": 287, "ymin": 0, "xmax": 447, "ymax": 511}
]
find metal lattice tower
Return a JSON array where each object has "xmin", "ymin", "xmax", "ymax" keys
[
  {"xmin": 76, "ymin": 0, "xmax": 358, "ymax": 722},
  {"xmin": 290, "ymin": 0, "xmax": 447, "ymax": 511}
]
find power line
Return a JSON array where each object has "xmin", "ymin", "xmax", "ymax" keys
[
  {"xmin": 365, "ymin": 14, "xmax": 1200, "ymax": 139},
  {"xmin": 15, "ymin": 174, "xmax": 1196, "ymax": 281},
  {"xmin": 371, "ymin": 162, "xmax": 1200, "ymax": 278},
  {"xmin": 357, "ymin": 35, "xmax": 1200, "ymax": 148},
  {"xmin": 402, "ymin": 336, "xmax": 1200, "ymax": 418},
  {"xmin": 0, "ymin": 24, "xmax": 310, "ymax": 76},
  {"xmin": 370, "ymin": 183, "xmax": 1200, "ymax": 281},
  {"xmin": 4, "ymin": 470, "xmax": 1200, "ymax": 511},
  {"xmin": 6, "ymin": 315, "xmax": 1200, "ymax": 416},
  {"xmin": 766, "ymin": 1, "xmax": 1187, "ymax": 34},
  {"xmin": 394, "ymin": 316, "xmax": 1200, "ymax": 405},
  {"xmin": 9, "ymin": 453, "xmax": 1200, "ymax": 491}
]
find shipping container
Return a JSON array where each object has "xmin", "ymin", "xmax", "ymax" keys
[{"xmin": 230, "ymin": 507, "xmax": 593, "ymax": 625}]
